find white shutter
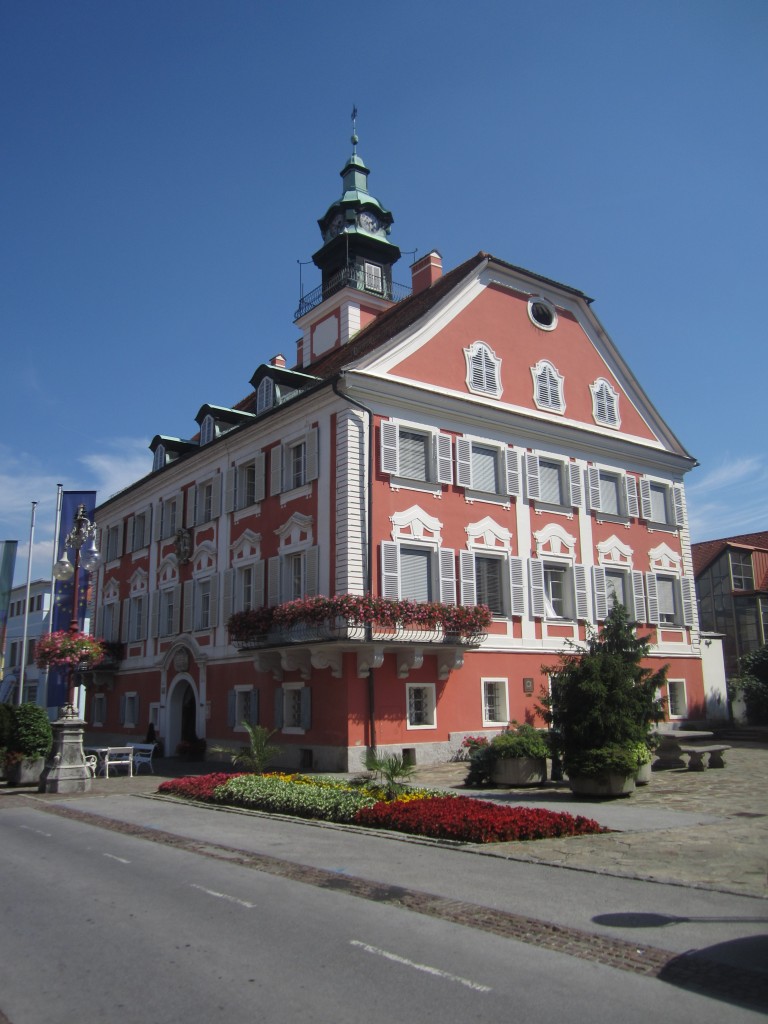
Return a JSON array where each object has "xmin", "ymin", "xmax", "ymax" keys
[
  {"xmin": 185, "ymin": 489, "xmax": 195, "ymax": 528},
  {"xmin": 150, "ymin": 592, "xmax": 160, "ymax": 638},
  {"xmin": 505, "ymin": 448, "xmax": 520, "ymax": 496},
  {"xmin": 154, "ymin": 502, "xmax": 163, "ymax": 542},
  {"xmin": 125, "ymin": 516, "xmax": 135, "ymax": 554},
  {"xmin": 436, "ymin": 433, "xmax": 453, "ymax": 484},
  {"xmin": 208, "ymin": 575, "xmax": 219, "ymax": 628},
  {"xmin": 182, "ymin": 580, "xmax": 194, "ymax": 633},
  {"xmin": 639, "ymin": 477, "xmax": 653, "ymax": 520},
  {"xmin": 630, "ymin": 571, "xmax": 646, "ymax": 623},
  {"xmin": 525, "ymin": 453, "xmax": 540, "ymax": 500},
  {"xmin": 574, "ymin": 564, "xmax": 589, "ymax": 620},
  {"xmin": 380, "ymin": 421, "xmax": 399, "ymax": 475},
  {"xmin": 439, "ymin": 548, "xmax": 456, "ymax": 604},
  {"xmin": 529, "ymin": 559, "xmax": 546, "ymax": 619},
  {"xmin": 624, "ymin": 475, "xmax": 639, "ymax": 518},
  {"xmin": 456, "ymin": 437, "xmax": 473, "ymax": 488},
  {"xmin": 121, "ymin": 599, "xmax": 130, "ymax": 642},
  {"xmin": 305, "ymin": 427, "xmax": 319, "ymax": 482},
  {"xmin": 211, "ymin": 478, "xmax": 221, "ymax": 520},
  {"xmin": 171, "ymin": 585, "xmax": 181, "ymax": 635},
  {"xmin": 681, "ymin": 576, "xmax": 695, "ymax": 627},
  {"xmin": 645, "ymin": 572, "xmax": 660, "ymax": 624},
  {"xmin": 252, "ymin": 451, "xmax": 265, "ymax": 502},
  {"xmin": 115, "ymin": 521, "xmax": 124, "ymax": 559},
  {"xmin": 673, "ymin": 485, "xmax": 685, "ymax": 527},
  {"xmin": 224, "ymin": 469, "xmax": 236, "ymax": 513},
  {"xmin": 268, "ymin": 556, "xmax": 281, "ymax": 606},
  {"xmin": 592, "ymin": 566, "xmax": 608, "ymax": 621},
  {"xmin": 254, "ymin": 561, "xmax": 265, "ymax": 608},
  {"xmin": 569, "ymin": 464, "xmax": 583, "ymax": 508},
  {"xmin": 588, "ymin": 467, "xmax": 602, "ymax": 511},
  {"xmin": 509, "ymin": 556, "xmax": 525, "ymax": 616},
  {"xmin": 381, "ymin": 542, "xmax": 400, "ymax": 600},
  {"xmin": 305, "ymin": 546, "xmax": 319, "ymax": 597},
  {"xmin": 459, "ymin": 551, "xmax": 477, "ymax": 606},
  {"xmin": 139, "ymin": 595, "xmax": 148, "ymax": 640},
  {"xmin": 222, "ymin": 569, "xmax": 234, "ymax": 622},
  {"xmin": 144, "ymin": 503, "xmax": 153, "ymax": 545},
  {"xmin": 270, "ymin": 446, "xmax": 282, "ymax": 496}
]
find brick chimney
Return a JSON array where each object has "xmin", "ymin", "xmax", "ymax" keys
[
  {"xmin": 410, "ymin": 251, "xmax": 443, "ymax": 295},
  {"xmin": 270, "ymin": 354, "xmax": 287, "ymax": 368}
]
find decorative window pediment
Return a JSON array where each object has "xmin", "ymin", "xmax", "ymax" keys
[
  {"xmin": 596, "ymin": 535, "xmax": 634, "ymax": 567},
  {"xmin": 390, "ymin": 505, "xmax": 443, "ymax": 545},
  {"xmin": 275, "ymin": 512, "xmax": 314, "ymax": 550},
  {"xmin": 465, "ymin": 516, "xmax": 512, "ymax": 551},
  {"xmin": 648, "ymin": 542, "xmax": 682, "ymax": 574},
  {"xmin": 231, "ymin": 529, "xmax": 262, "ymax": 563},
  {"xmin": 157, "ymin": 556, "xmax": 178, "ymax": 587},
  {"xmin": 464, "ymin": 341, "xmax": 502, "ymax": 399},
  {"xmin": 533, "ymin": 522, "xmax": 577, "ymax": 559},
  {"xmin": 129, "ymin": 568, "xmax": 148, "ymax": 596},
  {"xmin": 192, "ymin": 541, "xmax": 217, "ymax": 576}
]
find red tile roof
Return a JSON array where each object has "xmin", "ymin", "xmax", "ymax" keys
[{"xmin": 692, "ymin": 531, "xmax": 768, "ymax": 577}]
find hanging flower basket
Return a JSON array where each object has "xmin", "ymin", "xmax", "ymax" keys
[{"xmin": 35, "ymin": 631, "xmax": 106, "ymax": 670}]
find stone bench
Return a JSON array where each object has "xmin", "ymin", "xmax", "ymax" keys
[{"xmin": 679, "ymin": 744, "xmax": 731, "ymax": 771}]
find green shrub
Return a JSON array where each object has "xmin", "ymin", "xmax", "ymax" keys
[
  {"xmin": 565, "ymin": 744, "xmax": 641, "ymax": 780},
  {"xmin": 490, "ymin": 724, "xmax": 549, "ymax": 760},
  {"xmin": 9, "ymin": 703, "xmax": 52, "ymax": 760},
  {"xmin": 733, "ymin": 646, "xmax": 768, "ymax": 725}
]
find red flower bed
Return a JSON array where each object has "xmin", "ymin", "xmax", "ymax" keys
[
  {"xmin": 158, "ymin": 773, "xmax": 242, "ymax": 802},
  {"xmin": 354, "ymin": 796, "xmax": 607, "ymax": 844}
]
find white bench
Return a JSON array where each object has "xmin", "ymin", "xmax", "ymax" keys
[
  {"xmin": 131, "ymin": 743, "xmax": 156, "ymax": 774},
  {"xmin": 103, "ymin": 746, "xmax": 134, "ymax": 778}
]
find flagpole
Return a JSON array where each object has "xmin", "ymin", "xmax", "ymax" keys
[{"xmin": 17, "ymin": 501, "xmax": 37, "ymax": 705}]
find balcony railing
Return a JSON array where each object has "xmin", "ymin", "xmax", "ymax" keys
[
  {"xmin": 232, "ymin": 618, "xmax": 486, "ymax": 651},
  {"xmin": 295, "ymin": 264, "xmax": 411, "ymax": 319}
]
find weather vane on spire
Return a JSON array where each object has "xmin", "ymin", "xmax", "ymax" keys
[{"xmin": 351, "ymin": 104, "xmax": 358, "ymax": 152}]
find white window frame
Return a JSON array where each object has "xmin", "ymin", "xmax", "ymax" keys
[
  {"xmin": 101, "ymin": 599, "xmax": 120, "ymax": 642},
  {"xmin": 639, "ymin": 477, "xmax": 685, "ymax": 529},
  {"xmin": 531, "ymin": 359, "xmax": 565, "ymax": 413},
  {"xmin": 590, "ymin": 378, "xmax": 620, "ymax": 428},
  {"xmin": 587, "ymin": 467, "xmax": 639, "ymax": 520},
  {"xmin": 464, "ymin": 341, "xmax": 502, "ymax": 398},
  {"xmin": 645, "ymin": 572, "xmax": 695, "ymax": 628},
  {"xmin": 528, "ymin": 296, "xmax": 558, "ymax": 331},
  {"xmin": 225, "ymin": 453, "xmax": 266, "ymax": 513},
  {"xmin": 153, "ymin": 445, "xmax": 166, "ymax": 472},
  {"xmin": 592, "ymin": 565, "xmax": 645, "ymax": 622},
  {"xmin": 364, "ymin": 261, "xmax": 383, "ymax": 293},
  {"xmin": 230, "ymin": 685, "xmax": 258, "ymax": 732},
  {"xmin": 406, "ymin": 682, "xmax": 437, "ymax": 730},
  {"xmin": 127, "ymin": 594, "xmax": 148, "ymax": 643},
  {"xmin": 156, "ymin": 585, "xmax": 180, "ymax": 638},
  {"xmin": 126, "ymin": 506, "xmax": 151, "ymax": 553},
  {"xmin": 380, "ymin": 420, "xmax": 453, "ymax": 489},
  {"xmin": 159, "ymin": 495, "xmax": 180, "ymax": 540},
  {"xmin": 278, "ymin": 682, "xmax": 310, "ymax": 735},
  {"xmin": 256, "ymin": 377, "xmax": 275, "ymax": 414},
  {"xmin": 122, "ymin": 692, "xmax": 139, "ymax": 729},
  {"xmin": 381, "ymin": 541, "xmax": 456, "ymax": 605},
  {"xmin": 525, "ymin": 453, "xmax": 582, "ymax": 510},
  {"xmin": 105, "ymin": 523, "xmax": 123, "ymax": 563},
  {"xmin": 456, "ymin": 435, "xmax": 520, "ymax": 501},
  {"xmin": 665, "ymin": 679, "xmax": 688, "ymax": 719},
  {"xmin": 529, "ymin": 558, "xmax": 589, "ymax": 622},
  {"xmin": 190, "ymin": 477, "xmax": 221, "ymax": 527},
  {"xmin": 460, "ymin": 550, "xmax": 525, "ymax": 618},
  {"xmin": 200, "ymin": 414, "xmax": 216, "ymax": 445},
  {"xmin": 267, "ymin": 547, "xmax": 319, "ymax": 606},
  {"xmin": 270, "ymin": 427, "xmax": 319, "ymax": 497},
  {"xmin": 482, "ymin": 678, "xmax": 509, "ymax": 727}
]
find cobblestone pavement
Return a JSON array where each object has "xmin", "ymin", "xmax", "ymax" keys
[{"xmin": 3, "ymin": 741, "xmax": 767, "ymax": 898}]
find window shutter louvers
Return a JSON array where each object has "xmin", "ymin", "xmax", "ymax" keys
[
  {"xmin": 150, "ymin": 592, "xmax": 160, "ymax": 638},
  {"xmin": 625, "ymin": 476, "xmax": 639, "ymax": 518},
  {"xmin": 222, "ymin": 569, "xmax": 234, "ymax": 622},
  {"xmin": 569, "ymin": 464, "xmax": 583, "ymax": 507},
  {"xmin": 639, "ymin": 477, "xmax": 653, "ymax": 520},
  {"xmin": 224, "ymin": 469, "xmax": 236, "ymax": 514},
  {"xmin": 300, "ymin": 687, "xmax": 311, "ymax": 730},
  {"xmin": 381, "ymin": 542, "xmax": 400, "ymax": 600},
  {"xmin": 645, "ymin": 572, "xmax": 660, "ymax": 624},
  {"xmin": 529, "ymin": 559, "xmax": 545, "ymax": 618},
  {"xmin": 456, "ymin": 437, "xmax": 473, "ymax": 488},
  {"xmin": 267, "ymin": 557, "xmax": 281, "ymax": 606},
  {"xmin": 574, "ymin": 564, "xmax": 589, "ymax": 620},
  {"xmin": 588, "ymin": 467, "xmax": 602, "ymax": 511},
  {"xmin": 305, "ymin": 546, "xmax": 319, "ymax": 597},
  {"xmin": 121, "ymin": 600, "xmax": 130, "ymax": 642},
  {"xmin": 270, "ymin": 446, "xmax": 283, "ymax": 496},
  {"xmin": 439, "ymin": 548, "xmax": 457, "ymax": 604},
  {"xmin": 254, "ymin": 451, "xmax": 266, "ymax": 502},
  {"xmin": 681, "ymin": 577, "xmax": 695, "ymax": 627},
  {"xmin": 630, "ymin": 571, "xmax": 645, "ymax": 623},
  {"xmin": 380, "ymin": 421, "xmax": 399, "ymax": 475},
  {"xmin": 305, "ymin": 427, "xmax": 319, "ymax": 482},
  {"xmin": 182, "ymin": 580, "xmax": 194, "ymax": 633},
  {"xmin": 125, "ymin": 516, "xmax": 135, "ymax": 554},
  {"xmin": 592, "ymin": 566, "xmax": 608, "ymax": 621},
  {"xmin": 525, "ymin": 453, "xmax": 541, "ymax": 500},
  {"xmin": 436, "ymin": 433, "xmax": 453, "ymax": 484},
  {"xmin": 673, "ymin": 485, "xmax": 685, "ymax": 527},
  {"xmin": 459, "ymin": 551, "xmax": 477, "ymax": 606},
  {"xmin": 509, "ymin": 556, "xmax": 525, "ymax": 616}
]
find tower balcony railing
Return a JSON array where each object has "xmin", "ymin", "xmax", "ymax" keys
[{"xmin": 295, "ymin": 264, "xmax": 411, "ymax": 319}]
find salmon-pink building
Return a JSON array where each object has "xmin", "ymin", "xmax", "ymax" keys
[{"xmin": 89, "ymin": 134, "xmax": 706, "ymax": 770}]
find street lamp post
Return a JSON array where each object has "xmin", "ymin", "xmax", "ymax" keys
[{"xmin": 39, "ymin": 503, "xmax": 101, "ymax": 794}]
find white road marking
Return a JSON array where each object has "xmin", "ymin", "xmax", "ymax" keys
[
  {"xmin": 18, "ymin": 825, "xmax": 52, "ymax": 837},
  {"xmin": 103, "ymin": 853, "xmax": 131, "ymax": 864},
  {"xmin": 350, "ymin": 940, "xmax": 492, "ymax": 993},
  {"xmin": 189, "ymin": 883, "xmax": 256, "ymax": 909}
]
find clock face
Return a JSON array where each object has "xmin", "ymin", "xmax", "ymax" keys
[
  {"xmin": 326, "ymin": 213, "xmax": 345, "ymax": 240},
  {"xmin": 358, "ymin": 211, "xmax": 380, "ymax": 233}
]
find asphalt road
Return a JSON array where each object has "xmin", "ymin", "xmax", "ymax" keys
[{"xmin": 1, "ymin": 797, "xmax": 766, "ymax": 1023}]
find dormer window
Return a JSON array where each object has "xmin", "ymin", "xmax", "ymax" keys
[
  {"xmin": 465, "ymin": 342, "xmax": 502, "ymax": 398},
  {"xmin": 152, "ymin": 445, "xmax": 166, "ymax": 472},
  {"xmin": 257, "ymin": 377, "xmax": 275, "ymax": 414},
  {"xmin": 200, "ymin": 414, "xmax": 216, "ymax": 445}
]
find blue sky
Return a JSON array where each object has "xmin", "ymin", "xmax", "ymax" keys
[{"xmin": 2, "ymin": 0, "xmax": 766, "ymax": 586}]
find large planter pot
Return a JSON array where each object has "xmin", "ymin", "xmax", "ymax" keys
[
  {"xmin": 491, "ymin": 757, "xmax": 547, "ymax": 787},
  {"xmin": 568, "ymin": 773, "xmax": 636, "ymax": 798},
  {"xmin": 635, "ymin": 761, "xmax": 653, "ymax": 786},
  {"xmin": 6, "ymin": 756, "xmax": 45, "ymax": 787}
]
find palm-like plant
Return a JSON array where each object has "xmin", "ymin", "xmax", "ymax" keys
[
  {"xmin": 231, "ymin": 723, "xmax": 280, "ymax": 774},
  {"xmin": 364, "ymin": 747, "xmax": 417, "ymax": 798}
]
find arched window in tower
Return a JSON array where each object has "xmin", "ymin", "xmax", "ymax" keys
[
  {"xmin": 257, "ymin": 377, "xmax": 275, "ymax": 415},
  {"xmin": 464, "ymin": 341, "xmax": 502, "ymax": 398},
  {"xmin": 590, "ymin": 378, "xmax": 620, "ymax": 428},
  {"xmin": 531, "ymin": 360, "xmax": 565, "ymax": 413}
]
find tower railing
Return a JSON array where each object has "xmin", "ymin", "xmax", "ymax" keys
[{"xmin": 295, "ymin": 264, "xmax": 411, "ymax": 319}]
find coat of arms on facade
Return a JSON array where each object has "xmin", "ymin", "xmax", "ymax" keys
[{"xmin": 174, "ymin": 528, "xmax": 192, "ymax": 565}]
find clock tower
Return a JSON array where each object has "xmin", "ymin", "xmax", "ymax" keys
[{"xmin": 312, "ymin": 113, "xmax": 401, "ymax": 302}]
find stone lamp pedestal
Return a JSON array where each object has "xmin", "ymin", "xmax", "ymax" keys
[{"xmin": 39, "ymin": 704, "xmax": 92, "ymax": 794}]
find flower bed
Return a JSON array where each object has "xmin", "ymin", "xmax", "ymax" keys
[{"xmin": 157, "ymin": 773, "xmax": 607, "ymax": 843}]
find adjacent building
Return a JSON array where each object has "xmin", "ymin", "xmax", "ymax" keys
[
  {"xmin": 89, "ymin": 133, "xmax": 707, "ymax": 769},
  {"xmin": 1, "ymin": 579, "xmax": 52, "ymax": 705}
]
